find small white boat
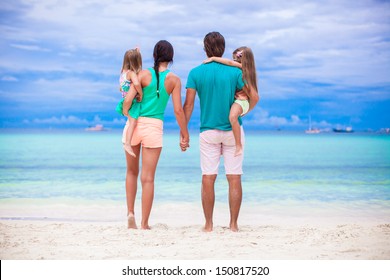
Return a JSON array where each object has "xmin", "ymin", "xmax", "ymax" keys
[
  {"xmin": 305, "ymin": 115, "xmax": 320, "ymax": 134},
  {"xmin": 85, "ymin": 124, "xmax": 105, "ymax": 131},
  {"xmin": 305, "ymin": 128, "xmax": 320, "ymax": 134}
]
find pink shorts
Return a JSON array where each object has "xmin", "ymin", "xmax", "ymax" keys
[
  {"xmin": 122, "ymin": 117, "xmax": 163, "ymax": 148},
  {"xmin": 199, "ymin": 127, "xmax": 244, "ymax": 175}
]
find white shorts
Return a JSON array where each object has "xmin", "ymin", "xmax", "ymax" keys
[{"xmin": 199, "ymin": 127, "xmax": 245, "ymax": 175}]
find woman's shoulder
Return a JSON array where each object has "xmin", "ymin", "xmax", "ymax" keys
[
  {"xmin": 166, "ymin": 72, "xmax": 181, "ymax": 88},
  {"xmin": 164, "ymin": 72, "xmax": 180, "ymax": 93},
  {"xmin": 139, "ymin": 68, "xmax": 150, "ymax": 74},
  {"xmin": 166, "ymin": 71, "xmax": 180, "ymax": 81},
  {"xmin": 139, "ymin": 69, "xmax": 151, "ymax": 78}
]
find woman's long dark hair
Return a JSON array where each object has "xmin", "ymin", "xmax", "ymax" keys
[{"xmin": 153, "ymin": 40, "xmax": 174, "ymax": 98}]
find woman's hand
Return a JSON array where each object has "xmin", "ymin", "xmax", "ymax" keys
[{"xmin": 180, "ymin": 132, "xmax": 190, "ymax": 152}]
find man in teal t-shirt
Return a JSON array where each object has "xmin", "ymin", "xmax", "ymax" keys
[
  {"xmin": 186, "ymin": 58, "xmax": 244, "ymax": 132},
  {"xmin": 183, "ymin": 31, "xmax": 245, "ymax": 232}
]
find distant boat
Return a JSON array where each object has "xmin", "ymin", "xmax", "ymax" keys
[
  {"xmin": 305, "ymin": 128, "xmax": 320, "ymax": 134},
  {"xmin": 85, "ymin": 124, "xmax": 105, "ymax": 131},
  {"xmin": 305, "ymin": 115, "xmax": 320, "ymax": 134},
  {"xmin": 333, "ymin": 126, "xmax": 354, "ymax": 133}
]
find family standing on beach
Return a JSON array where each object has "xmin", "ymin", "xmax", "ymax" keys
[{"xmin": 117, "ymin": 32, "xmax": 259, "ymax": 232}]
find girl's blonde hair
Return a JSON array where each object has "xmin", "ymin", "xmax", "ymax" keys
[
  {"xmin": 233, "ymin": 47, "xmax": 258, "ymax": 93},
  {"xmin": 121, "ymin": 48, "xmax": 142, "ymax": 73}
]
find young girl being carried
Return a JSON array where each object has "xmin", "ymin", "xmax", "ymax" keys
[
  {"xmin": 205, "ymin": 46, "xmax": 258, "ymax": 156},
  {"xmin": 116, "ymin": 48, "xmax": 143, "ymax": 157}
]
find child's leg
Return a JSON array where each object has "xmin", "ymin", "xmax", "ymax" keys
[
  {"xmin": 229, "ymin": 102, "xmax": 243, "ymax": 157},
  {"xmin": 122, "ymin": 86, "xmax": 138, "ymax": 115},
  {"xmin": 125, "ymin": 87, "xmax": 138, "ymax": 105},
  {"xmin": 124, "ymin": 116, "xmax": 137, "ymax": 157}
]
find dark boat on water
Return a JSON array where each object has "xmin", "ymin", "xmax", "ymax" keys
[{"xmin": 333, "ymin": 126, "xmax": 354, "ymax": 133}]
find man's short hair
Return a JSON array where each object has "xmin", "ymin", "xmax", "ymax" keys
[{"xmin": 203, "ymin": 31, "xmax": 225, "ymax": 58}]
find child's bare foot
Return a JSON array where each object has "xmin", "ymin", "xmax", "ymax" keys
[
  {"xmin": 234, "ymin": 145, "xmax": 243, "ymax": 157},
  {"xmin": 127, "ymin": 213, "xmax": 137, "ymax": 229},
  {"xmin": 124, "ymin": 144, "xmax": 136, "ymax": 157}
]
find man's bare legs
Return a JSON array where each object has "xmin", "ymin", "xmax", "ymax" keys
[
  {"xmin": 202, "ymin": 174, "xmax": 242, "ymax": 232},
  {"xmin": 229, "ymin": 103, "xmax": 244, "ymax": 157},
  {"xmin": 226, "ymin": 174, "xmax": 242, "ymax": 232},
  {"xmin": 125, "ymin": 144, "xmax": 141, "ymax": 229},
  {"xmin": 202, "ymin": 174, "xmax": 217, "ymax": 232},
  {"xmin": 140, "ymin": 147, "xmax": 162, "ymax": 230}
]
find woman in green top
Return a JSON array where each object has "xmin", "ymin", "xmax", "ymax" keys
[{"xmin": 122, "ymin": 40, "xmax": 189, "ymax": 230}]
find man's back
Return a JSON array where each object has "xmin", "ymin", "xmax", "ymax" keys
[{"xmin": 186, "ymin": 62, "xmax": 244, "ymax": 132}]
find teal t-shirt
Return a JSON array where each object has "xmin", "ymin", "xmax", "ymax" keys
[{"xmin": 186, "ymin": 62, "xmax": 244, "ymax": 132}]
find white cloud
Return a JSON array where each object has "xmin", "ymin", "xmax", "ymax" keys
[
  {"xmin": 245, "ymin": 109, "xmax": 333, "ymax": 129},
  {"xmin": 25, "ymin": 115, "xmax": 89, "ymax": 125},
  {"xmin": 290, "ymin": 115, "xmax": 300, "ymax": 125},
  {"xmin": 31, "ymin": 77, "xmax": 116, "ymax": 102},
  {"xmin": 1, "ymin": 76, "xmax": 18, "ymax": 82},
  {"xmin": 10, "ymin": 43, "xmax": 51, "ymax": 52},
  {"xmin": 1, "ymin": 0, "xmax": 388, "ymax": 90},
  {"xmin": 1, "ymin": 0, "xmax": 389, "ymax": 129},
  {"xmin": 23, "ymin": 114, "xmax": 126, "ymax": 127},
  {"xmin": 245, "ymin": 109, "xmax": 296, "ymax": 127}
]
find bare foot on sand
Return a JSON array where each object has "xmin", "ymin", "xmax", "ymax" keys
[
  {"xmin": 141, "ymin": 225, "xmax": 151, "ymax": 230},
  {"xmin": 202, "ymin": 222, "xmax": 213, "ymax": 232},
  {"xmin": 127, "ymin": 214, "xmax": 137, "ymax": 229},
  {"xmin": 230, "ymin": 222, "xmax": 239, "ymax": 232}
]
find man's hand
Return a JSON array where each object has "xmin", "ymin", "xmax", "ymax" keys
[{"xmin": 180, "ymin": 132, "xmax": 190, "ymax": 152}]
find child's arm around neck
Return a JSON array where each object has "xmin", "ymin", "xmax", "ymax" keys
[{"xmin": 203, "ymin": 57, "xmax": 242, "ymax": 68}]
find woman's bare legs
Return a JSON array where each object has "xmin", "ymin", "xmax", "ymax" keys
[
  {"xmin": 140, "ymin": 147, "xmax": 162, "ymax": 230},
  {"xmin": 124, "ymin": 117, "xmax": 137, "ymax": 157},
  {"xmin": 125, "ymin": 144, "xmax": 141, "ymax": 229},
  {"xmin": 229, "ymin": 103, "xmax": 244, "ymax": 156}
]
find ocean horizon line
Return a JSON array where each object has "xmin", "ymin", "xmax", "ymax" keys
[{"xmin": 0, "ymin": 127, "xmax": 389, "ymax": 135}]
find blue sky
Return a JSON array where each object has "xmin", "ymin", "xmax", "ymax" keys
[{"xmin": 0, "ymin": 0, "xmax": 389, "ymax": 131}]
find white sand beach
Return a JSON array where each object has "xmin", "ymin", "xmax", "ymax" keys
[
  {"xmin": 1, "ymin": 221, "xmax": 389, "ymax": 260},
  {"xmin": 1, "ymin": 200, "xmax": 389, "ymax": 260}
]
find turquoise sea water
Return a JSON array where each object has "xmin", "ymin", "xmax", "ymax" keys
[{"xmin": 0, "ymin": 130, "xmax": 389, "ymax": 206}]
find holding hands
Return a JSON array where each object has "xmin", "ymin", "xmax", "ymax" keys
[{"xmin": 180, "ymin": 132, "xmax": 190, "ymax": 152}]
